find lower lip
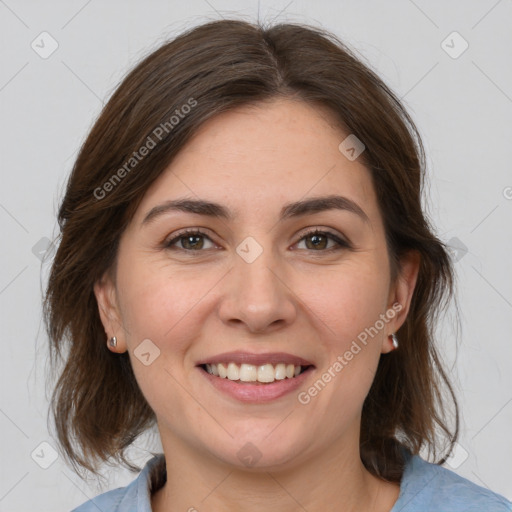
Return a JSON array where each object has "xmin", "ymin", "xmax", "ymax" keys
[{"xmin": 198, "ymin": 366, "xmax": 314, "ymax": 403}]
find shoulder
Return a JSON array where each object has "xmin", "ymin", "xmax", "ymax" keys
[
  {"xmin": 393, "ymin": 450, "xmax": 512, "ymax": 512},
  {"xmin": 71, "ymin": 453, "xmax": 166, "ymax": 512}
]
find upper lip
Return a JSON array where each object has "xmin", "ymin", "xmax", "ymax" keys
[{"xmin": 196, "ymin": 351, "xmax": 315, "ymax": 367}]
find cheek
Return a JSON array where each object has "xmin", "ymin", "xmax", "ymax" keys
[
  {"xmin": 116, "ymin": 266, "xmax": 210, "ymax": 416},
  {"xmin": 296, "ymin": 261, "xmax": 389, "ymax": 408},
  {"xmin": 302, "ymin": 262, "xmax": 389, "ymax": 349},
  {"xmin": 117, "ymin": 259, "xmax": 206, "ymax": 340}
]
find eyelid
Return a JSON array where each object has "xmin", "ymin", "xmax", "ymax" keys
[
  {"xmin": 295, "ymin": 227, "xmax": 351, "ymax": 250},
  {"xmin": 163, "ymin": 228, "xmax": 219, "ymax": 250},
  {"xmin": 163, "ymin": 226, "xmax": 352, "ymax": 253}
]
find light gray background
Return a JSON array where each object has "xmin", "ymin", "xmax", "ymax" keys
[{"xmin": 1, "ymin": 0, "xmax": 511, "ymax": 510}]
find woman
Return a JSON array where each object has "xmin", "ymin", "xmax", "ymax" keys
[{"xmin": 44, "ymin": 18, "xmax": 511, "ymax": 512}]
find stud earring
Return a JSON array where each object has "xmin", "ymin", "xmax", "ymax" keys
[
  {"xmin": 390, "ymin": 333, "xmax": 398, "ymax": 350},
  {"xmin": 108, "ymin": 336, "xmax": 117, "ymax": 348}
]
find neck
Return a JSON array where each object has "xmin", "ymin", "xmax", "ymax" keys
[{"xmin": 151, "ymin": 432, "xmax": 400, "ymax": 512}]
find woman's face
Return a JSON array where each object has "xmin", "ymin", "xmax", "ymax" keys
[{"xmin": 95, "ymin": 98, "xmax": 418, "ymax": 470}]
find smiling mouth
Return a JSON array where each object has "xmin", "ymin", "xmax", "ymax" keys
[{"xmin": 199, "ymin": 362, "xmax": 313, "ymax": 384}]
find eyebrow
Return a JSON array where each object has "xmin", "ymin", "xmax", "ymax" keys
[{"xmin": 141, "ymin": 194, "xmax": 370, "ymax": 226}]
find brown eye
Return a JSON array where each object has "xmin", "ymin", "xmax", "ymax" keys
[
  {"xmin": 296, "ymin": 229, "xmax": 350, "ymax": 252},
  {"xmin": 164, "ymin": 230, "xmax": 215, "ymax": 251}
]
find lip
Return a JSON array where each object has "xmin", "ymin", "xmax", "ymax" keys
[
  {"xmin": 198, "ymin": 365, "xmax": 315, "ymax": 403},
  {"xmin": 195, "ymin": 351, "xmax": 314, "ymax": 367}
]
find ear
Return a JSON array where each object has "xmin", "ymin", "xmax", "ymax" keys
[
  {"xmin": 381, "ymin": 249, "xmax": 421, "ymax": 354},
  {"xmin": 93, "ymin": 271, "xmax": 127, "ymax": 353}
]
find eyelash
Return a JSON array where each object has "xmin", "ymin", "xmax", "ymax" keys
[{"xmin": 163, "ymin": 228, "xmax": 351, "ymax": 254}]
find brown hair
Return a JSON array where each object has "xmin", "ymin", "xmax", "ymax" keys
[{"xmin": 44, "ymin": 18, "xmax": 459, "ymax": 481}]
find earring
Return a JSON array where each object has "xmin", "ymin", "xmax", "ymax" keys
[
  {"xmin": 390, "ymin": 333, "xmax": 398, "ymax": 350},
  {"xmin": 108, "ymin": 336, "xmax": 117, "ymax": 348}
]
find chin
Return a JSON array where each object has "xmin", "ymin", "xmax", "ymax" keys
[{"xmin": 206, "ymin": 431, "xmax": 311, "ymax": 472}]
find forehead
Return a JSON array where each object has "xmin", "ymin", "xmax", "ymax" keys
[{"xmin": 133, "ymin": 99, "xmax": 379, "ymax": 227}]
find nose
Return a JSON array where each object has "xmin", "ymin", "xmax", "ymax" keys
[{"xmin": 217, "ymin": 244, "xmax": 297, "ymax": 334}]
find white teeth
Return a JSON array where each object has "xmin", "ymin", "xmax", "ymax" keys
[
  {"xmin": 227, "ymin": 362, "xmax": 239, "ymax": 380},
  {"xmin": 274, "ymin": 363, "xmax": 287, "ymax": 380},
  {"xmin": 257, "ymin": 364, "xmax": 275, "ymax": 383},
  {"xmin": 239, "ymin": 364, "xmax": 257, "ymax": 382},
  {"xmin": 205, "ymin": 362, "xmax": 306, "ymax": 383},
  {"xmin": 217, "ymin": 363, "xmax": 227, "ymax": 378}
]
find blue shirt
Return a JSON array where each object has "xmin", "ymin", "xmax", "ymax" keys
[{"xmin": 72, "ymin": 450, "xmax": 512, "ymax": 511}]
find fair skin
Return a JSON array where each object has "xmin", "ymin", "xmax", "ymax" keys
[{"xmin": 95, "ymin": 98, "xmax": 420, "ymax": 512}]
